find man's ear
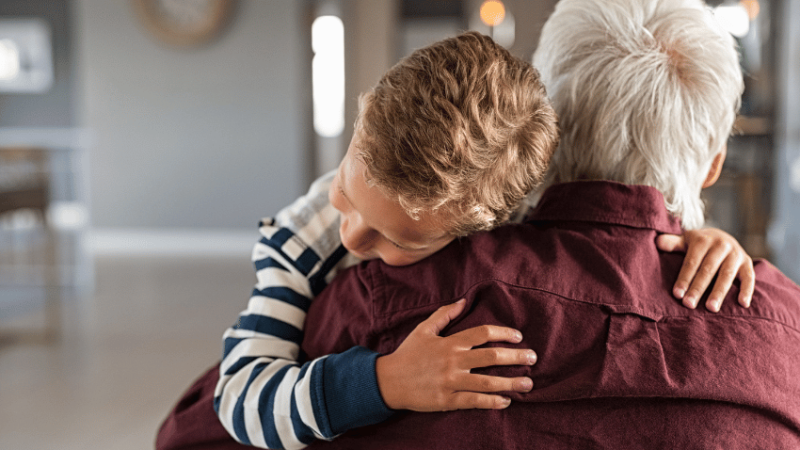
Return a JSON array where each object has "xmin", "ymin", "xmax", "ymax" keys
[{"xmin": 702, "ymin": 144, "xmax": 727, "ymax": 188}]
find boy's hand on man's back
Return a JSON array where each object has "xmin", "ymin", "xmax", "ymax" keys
[
  {"xmin": 657, "ymin": 228, "xmax": 755, "ymax": 312},
  {"xmin": 375, "ymin": 299, "xmax": 537, "ymax": 412}
]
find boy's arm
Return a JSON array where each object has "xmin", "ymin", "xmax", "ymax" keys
[
  {"xmin": 214, "ymin": 172, "xmax": 392, "ymax": 449},
  {"xmin": 215, "ymin": 173, "xmax": 536, "ymax": 449}
]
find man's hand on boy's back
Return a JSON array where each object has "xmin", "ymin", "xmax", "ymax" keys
[{"xmin": 375, "ymin": 299, "xmax": 537, "ymax": 412}]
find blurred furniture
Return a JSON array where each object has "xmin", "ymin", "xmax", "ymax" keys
[
  {"xmin": 700, "ymin": 0, "xmax": 779, "ymax": 262},
  {"xmin": 703, "ymin": 115, "xmax": 773, "ymax": 260},
  {"xmin": 0, "ymin": 147, "xmax": 49, "ymax": 213},
  {"xmin": 0, "ymin": 146, "xmax": 60, "ymax": 341}
]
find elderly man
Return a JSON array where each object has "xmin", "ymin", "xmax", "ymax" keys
[{"xmin": 295, "ymin": 0, "xmax": 800, "ymax": 448}]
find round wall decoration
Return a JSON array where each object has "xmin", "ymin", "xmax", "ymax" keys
[{"xmin": 133, "ymin": 0, "xmax": 237, "ymax": 48}]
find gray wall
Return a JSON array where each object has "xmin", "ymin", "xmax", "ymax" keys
[
  {"xmin": 75, "ymin": 0, "xmax": 309, "ymax": 229},
  {"xmin": 770, "ymin": 0, "xmax": 800, "ymax": 282}
]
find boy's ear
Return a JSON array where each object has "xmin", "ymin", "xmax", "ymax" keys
[{"xmin": 702, "ymin": 144, "xmax": 727, "ymax": 189}]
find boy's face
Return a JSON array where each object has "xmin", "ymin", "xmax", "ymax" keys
[{"xmin": 329, "ymin": 134, "xmax": 455, "ymax": 266}]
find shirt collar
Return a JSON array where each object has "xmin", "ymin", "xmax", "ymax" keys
[{"xmin": 530, "ymin": 181, "xmax": 683, "ymax": 234}]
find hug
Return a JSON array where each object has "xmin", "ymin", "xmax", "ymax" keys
[{"xmin": 157, "ymin": 0, "xmax": 800, "ymax": 448}]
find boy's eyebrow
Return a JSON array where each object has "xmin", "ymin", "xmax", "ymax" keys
[
  {"xmin": 338, "ymin": 183, "xmax": 350, "ymax": 202},
  {"xmin": 337, "ymin": 165, "xmax": 352, "ymax": 202}
]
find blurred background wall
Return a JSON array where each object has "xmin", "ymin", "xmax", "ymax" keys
[
  {"xmin": 770, "ymin": 0, "xmax": 800, "ymax": 281},
  {"xmin": 0, "ymin": 0, "xmax": 798, "ymax": 318},
  {"xmin": 77, "ymin": 0, "xmax": 308, "ymax": 230}
]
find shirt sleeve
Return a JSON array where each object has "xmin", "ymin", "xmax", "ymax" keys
[{"xmin": 214, "ymin": 171, "xmax": 393, "ymax": 450}]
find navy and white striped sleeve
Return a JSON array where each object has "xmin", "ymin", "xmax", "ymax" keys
[{"xmin": 214, "ymin": 171, "xmax": 393, "ymax": 449}]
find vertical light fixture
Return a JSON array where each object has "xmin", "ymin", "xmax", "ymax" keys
[
  {"xmin": 311, "ymin": 15, "xmax": 345, "ymax": 138},
  {"xmin": 0, "ymin": 39, "xmax": 21, "ymax": 81}
]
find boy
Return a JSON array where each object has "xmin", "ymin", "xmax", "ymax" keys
[{"xmin": 158, "ymin": 32, "xmax": 754, "ymax": 450}]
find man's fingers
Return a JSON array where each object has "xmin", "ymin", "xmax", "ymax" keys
[
  {"xmin": 449, "ymin": 324, "xmax": 523, "ymax": 348},
  {"xmin": 462, "ymin": 347, "xmax": 537, "ymax": 370},
  {"xmin": 656, "ymin": 234, "xmax": 687, "ymax": 253},
  {"xmin": 704, "ymin": 255, "xmax": 741, "ymax": 312},
  {"xmin": 419, "ymin": 299, "xmax": 467, "ymax": 336}
]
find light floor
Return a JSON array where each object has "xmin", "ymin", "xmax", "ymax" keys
[{"xmin": 0, "ymin": 255, "xmax": 254, "ymax": 450}]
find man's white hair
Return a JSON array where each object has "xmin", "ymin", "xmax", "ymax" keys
[{"xmin": 533, "ymin": 0, "xmax": 743, "ymax": 229}]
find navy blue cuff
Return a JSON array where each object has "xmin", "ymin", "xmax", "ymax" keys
[{"xmin": 321, "ymin": 346, "xmax": 395, "ymax": 436}]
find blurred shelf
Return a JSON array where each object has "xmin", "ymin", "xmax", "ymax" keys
[
  {"xmin": 734, "ymin": 115, "xmax": 772, "ymax": 136},
  {"xmin": 0, "ymin": 127, "xmax": 91, "ymax": 148}
]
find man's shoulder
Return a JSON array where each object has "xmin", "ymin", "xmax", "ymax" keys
[
  {"xmin": 368, "ymin": 223, "xmax": 543, "ymax": 311},
  {"xmin": 750, "ymin": 259, "xmax": 800, "ymax": 331},
  {"xmin": 753, "ymin": 258, "xmax": 800, "ymax": 288},
  {"xmin": 753, "ymin": 258, "xmax": 799, "ymax": 287}
]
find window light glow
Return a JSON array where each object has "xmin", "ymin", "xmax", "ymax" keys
[
  {"xmin": 714, "ymin": 4, "xmax": 750, "ymax": 37},
  {"xmin": 312, "ymin": 15, "xmax": 345, "ymax": 138},
  {"xmin": 0, "ymin": 39, "xmax": 20, "ymax": 81},
  {"xmin": 791, "ymin": 157, "xmax": 800, "ymax": 194}
]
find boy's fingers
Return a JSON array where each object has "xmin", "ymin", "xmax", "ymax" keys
[
  {"xmin": 455, "ymin": 374, "xmax": 533, "ymax": 395},
  {"xmin": 462, "ymin": 348, "xmax": 537, "ymax": 370},
  {"xmin": 704, "ymin": 255, "xmax": 741, "ymax": 312},
  {"xmin": 449, "ymin": 325, "xmax": 523, "ymax": 348},
  {"xmin": 738, "ymin": 259, "xmax": 755, "ymax": 308},
  {"xmin": 449, "ymin": 392, "xmax": 512, "ymax": 411},
  {"xmin": 675, "ymin": 238, "xmax": 713, "ymax": 303},
  {"xmin": 420, "ymin": 299, "xmax": 466, "ymax": 336},
  {"xmin": 656, "ymin": 234, "xmax": 687, "ymax": 253},
  {"xmin": 683, "ymin": 244, "xmax": 732, "ymax": 309}
]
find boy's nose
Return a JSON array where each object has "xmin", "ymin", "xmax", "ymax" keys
[{"xmin": 340, "ymin": 216, "xmax": 375, "ymax": 254}]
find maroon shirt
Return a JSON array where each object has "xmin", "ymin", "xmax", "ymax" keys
[{"xmin": 302, "ymin": 181, "xmax": 800, "ymax": 449}]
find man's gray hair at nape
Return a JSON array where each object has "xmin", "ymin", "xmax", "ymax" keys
[{"xmin": 534, "ymin": 0, "xmax": 743, "ymax": 229}]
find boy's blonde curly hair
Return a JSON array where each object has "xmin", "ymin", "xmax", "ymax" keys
[{"xmin": 356, "ymin": 31, "xmax": 559, "ymax": 236}]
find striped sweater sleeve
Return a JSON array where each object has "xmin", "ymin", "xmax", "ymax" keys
[{"xmin": 214, "ymin": 171, "xmax": 393, "ymax": 449}]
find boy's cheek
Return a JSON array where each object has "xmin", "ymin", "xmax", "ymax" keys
[
  {"xmin": 379, "ymin": 253, "xmax": 424, "ymax": 267},
  {"xmin": 379, "ymin": 246, "xmax": 445, "ymax": 267}
]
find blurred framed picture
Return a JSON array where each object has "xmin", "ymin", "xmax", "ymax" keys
[{"xmin": 0, "ymin": 18, "xmax": 53, "ymax": 94}]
